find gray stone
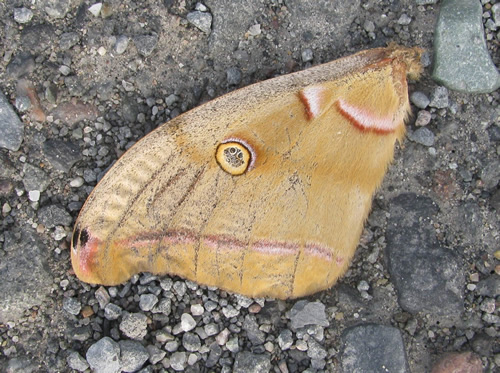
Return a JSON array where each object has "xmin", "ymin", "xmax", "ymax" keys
[
  {"xmin": 59, "ymin": 32, "xmax": 80, "ymax": 50},
  {"xmin": 180, "ymin": 313, "xmax": 196, "ymax": 332},
  {"xmin": 222, "ymin": 304, "xmax": 239, "ymax": 318},
  {"xmin": 173, "ymin": 280, "xmax": 187, "ymax": 296},
  {"xmin": 385, "ymin": 194, "xmax": 464, "ymax": 326},
  {"xmin": 307, "ymin": 338, "xmax": 327, "ymax": 360},
  {"xmin": 432, "ymin": 0, "xmax": 500, "ymax": 93},
  {"xmin": 6, "ymin": 53, "xmax": 35, "ymax": 79},
  {"xmin": 5, "ymin": 357, "xmax": 38, "ymax": 372},
  {"xmin": 139, "ymin": 294, "xmax": 158, "ymax": 312},
  {"xmin": 480, "ymin": 160, "xmax": 500, "ymax": 189},
  {"xmin": 226, "ymin": 67, "xmax": 242, "ymax": 86},
  {"xmin": 277, "ymin": 329, "xmax": 293, "ymax": 350},
  {"xmin": 187, "ymin": 11, "xmax": 212, "ymax": 34},
  {"xmin": 0, "ymin": 91, "xmax": 24, "ymax": 151},
  {"xmin": 410, "ymin": 91, "xmax": 430, "ymax": 109},
  {"xmin": 289, "ymin": 300, "xmax": 329, "ymax": 330},
  {"xmin": 206, "ymin": 342, "xmax": 222, "ymax": 368},
  {"xmin": 63, "ymin": 297, "xmax": 81, "ymax": 315},
  {"xmin": 86, "ymin": 337, "xmax": 121, "ymax": 373},
  {"xmin": 342, "ymin": 324, "xmax": 410, "ymax": 373},
  {"xmin": 429, "ymin": 86, "xmax": 449, "ymax": 109},
  {"xmin": 39, "ymin": 0, "xmax": 71, "ymax": 18},
  {"xmin": 475, "ymin": 275, "xmax": 500, "ymax": 297},
  {"xmin": 120, "ymin": 313, "xmax": 148, "ymax": 340},
  {"xmin": 407, "ymin": 127, "xmax": 435, "ymax": 147},
  {"xmin": 301, "ymin": 48, "xmax": 314, "ymax": 62},
  {"xmin": 133, "ymin": 34, "xmax": 158, "ymax": 57},
  {"xmin": 42, "ymin": 139, "xmax": 82, "ymax": 172},
  {"xmin": 0, "ymin": 229, "xmax": 52, "ymax": 323},
  {"xmin": 95, "ymin": 286, "xmax": 111, "ymax": 308},
  {"xmin": 416, "ymin": 0, "xmax": 437, "ymax": 4},
  {"xmin": 233, "ymin": 351, "xmax": 271, "ymax": 373},
  {"xmin": 23, "ymin": 163, "xmax": 50, "ymax": 192},
  {"xmin": 226, "ymin": 336, "xmax": 239, "ymax": 353},
  {"xmin": 115, "ymin": 36, "xmax": 129, "ymax": 54},
  {"xmin": 67, "ymin": 351, "xmax": 89, "ymax": 372},
  {"xmin": 119, "ymin": 340, "xmax": 149, "ymax": 373},
  {"xmin": 183, "ymin": 332, "xmax": 201, "ymax": 352},
  {"xmin": 243, "ymin": 315, "xmax": 266, "ymax": 345},
  {"xmin": 38, "ymin": 205, "xmax": 72, "ymax": 228},
  {"xmin": 415, "ymin": 110, "xmax": 432, "ymax": 127},
  {"xmin": 104, "ymin": 303, "xmax": 123, "ymax": 320},
  {"xmin": 146, "ymin": 344, "xmax": 166, "ymax": 364},
  {"xmin": 170, "ymin": 351, "xmax": 187, "ymax": 371},
  {"xmin": 14, "ymin": 8, "xmax": 33, "ymax": 23},
  {"xmin": 152, "ymin": 298, "xmax": 171, "ymax": 315},
  {"xmin": 21, "ymin": 24, "xmax": 55, "ymax": 53}
]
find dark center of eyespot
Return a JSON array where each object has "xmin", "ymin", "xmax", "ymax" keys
[
  {"xmin": 223, "ymin": 147, "xmax": 245, "ymax": 167},
  {"xmin": 72, "ymin": 227, "xmax": 90, "ymax": 252}
]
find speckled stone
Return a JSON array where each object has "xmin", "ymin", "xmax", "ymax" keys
[
  {"xmin": 432, "ymin": 0, "xmax": 500, "ymax": 93},
  {"xmin": 0, "ymin": 91, "xmax": 24, "ymax": 151},
  {"xmin": 86, "ymin": 337, "xmax": 121, "ymax": 373}
]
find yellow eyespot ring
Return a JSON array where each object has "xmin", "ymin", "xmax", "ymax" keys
[{"xmin": 215, "ymin": 139, "xmax": 254, "ymax": 175}]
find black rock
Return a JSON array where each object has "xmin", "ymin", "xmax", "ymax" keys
[
  {"xmin": 342, "ymin": 324, "xmax": 410, "ymax": 373},
  {"xmin": 385, "ymin": 193, "xmax": 465, "ymax": 326},
  {"xmin": 43, "ymin": 139, "xmax": 82, "ymax": 172},
  {"xmin": 243, "ymin": 315, "xmax": 266, "ymax": 345},
  {"xmin": 38, "ymin": 204, "xmax": 73, "ymax": 228},
  {"xmin": 21, "ymin": 24, "xmax": 55, "ymax": 53},
  {"xmin": 0, "ymin": 91, "xmax": 24, "ymax": 151},
  {"xmin": 233, "ymin": 351, "xmax": 271, "ymax": 373},
  {"xmin": 5, "ymin": 53, "xmax": 35, "ymax": 79}
]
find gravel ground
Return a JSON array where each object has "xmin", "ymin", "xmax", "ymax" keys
[{"xmin": 1, "ymin": 0, "xmax": 499, "ymax": 372}]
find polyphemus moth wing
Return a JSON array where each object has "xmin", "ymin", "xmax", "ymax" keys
[{"xmin": 71, "ymin": 45, "xmax": 422, "ymax": 299}]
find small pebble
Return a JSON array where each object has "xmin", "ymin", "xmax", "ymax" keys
[
  {"xmin": 14, "ymin": 8, "xmax": 33, "ymax": 24},
  {"xmin": 415, "ymin": 110, "xmax": 432, "ymax": 127},
  {"xmin": 88, "ymin": 3, "xmax": 102, "ymax": 17},
  {"xmin": 181, "ymin": 313, "xmax": 197, "ymax": 332}
]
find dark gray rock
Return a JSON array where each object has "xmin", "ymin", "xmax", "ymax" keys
[
  {"xmin": 120, "ymin": 312, "xmax": 148, "ymax": 340},
  {"xmin": 70, "ymin": 326, "xmax": 92, "ymax": 342},
  {"xmin": 66, "ymin": 351, "xmax": 89, "ymax": 372},
  {"xmin": 86, "ymin": 337, "xmax": 121, "ymax": 373},
  {"xmin": 480, "ymin": 160, "xmax": 500, "ymax": 190},
  {"xmin": 243, "ymin": 315, "xmax": 266, "ymax": 345},
  {"xmin": 429, "ymin": 86, "xmax": 449, "ymax": 109},
  {"xmin": 182, "ymin": 332, "xmax": 201, "ymax": 352},
  {"xmin": 410, "ymin": 91, "xmax": 430, "ymax": 109},
  {"xmin": 119, "ymin": 340, "xmax": 149, "ymax": 373},
  {"xmin": 187, "ymin": 11, "xmax": 212, "ymax": 34},
  {"xmin": 146, "ymin": 344, "xmax": 165, "ymax": 364},
  {"xmin": 5, "ymin": 357, "xmax": 38, "ymax": 373},
  {"xmin": 0, "ymin": 229, "xmax": 52, "ymax": 323},
  {"xmin": 22, "ymin": 163, "xmax": 50, "ymax": 192},
  {"xmin": 133, "ymin": 34, "xmax": 158, "ymax": 57},
  {"xmin": 407, "ymin": 127, "xmax": 435, "ymax": 147},
  {"xmin": 277, "ymin": 329, "xmax": 293, "ymax": 350},
  {"xmin": 233, "ymin": 351, "xmax": 271, "ymax": 373},
  {"xmin": 6, "ymin": 53, "xmax": 35, "ymax": 80},
  {"xmin": 62, "ymin": 297, "xmax": 81, "ymax": 315},
  {"xmin": 226, "ymin": 67, "xmax": 242, "ymax": 86},
  {"xmin": 289, "ymin": 300, "xmax": 329, "ymax": 330},
  {"xmin": 38, "ymin": 205, "xmax": 73, "ymax": 228},
  {"xmin": 386, "ymin": 194, "xmax": 464, "ymax": 326},
  {"xmin": 475, "ymin": 275, "xmax": 500, "ymax": 297},
  {"xmin": 59, "ymin": 32, "xmax": 80, "ymax": 50},
  {"xmin": 21, "ymin": 24, "xmax": 55, "ymax": 53},
  {"xmin": 205, "ymin": 342, "xmax": 222, "ymax": 368},
  {"xmin": 342, "ymin": 324, "xmax": 410, "ymax": 373},
  {"xmin": 432, "ymin": 0, "xmax": 500, "ymax": 93},
  {"xmin": 0, "ymin": 91, "xmax": 24, "ymax": 151},
  {"xmin": 104, "ymin": 303, "xmax": 123, "ymax": 320}
]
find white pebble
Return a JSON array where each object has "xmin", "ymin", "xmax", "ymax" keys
[
  {"xmin": 88, "ymin": 3, "xmax": 103, "ymax": 17},
  {"xmin": 28, "ymin": 190, "xmax": 40, "ymax": 202},
  {"xmin": 97, "ymin": 46, "xmax": 107, "ymax": 56}
]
